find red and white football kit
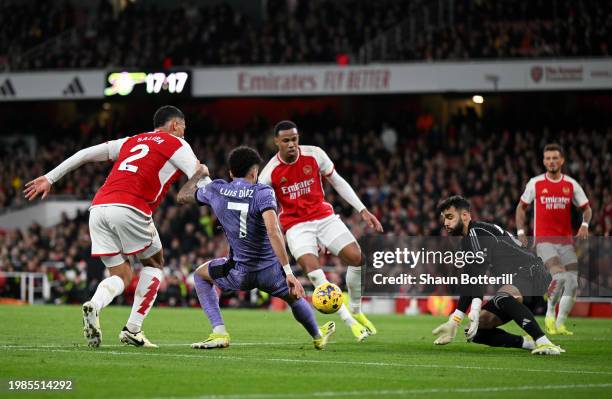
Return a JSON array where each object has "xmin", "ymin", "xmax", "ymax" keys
[
  {"xmin": 520, "ymin": 173, "xmax": 589, "ymax": 265},
  {"xmin": 46, "ymin": 131, "xmax": 198, "ymax": 267},
  {"xmin": 259, "ymin": 145, "xmax": 360, "ymax": 259}
]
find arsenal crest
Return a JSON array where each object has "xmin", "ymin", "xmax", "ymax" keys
[
  {"xmin": 531, "ymin": 66, "xmax": 543, "ymax": 83},
  {"xmin": 280, "ymin": 176, "xmax": 288, "ymax": 183},
  {"xmin": 542, "ymin": 188, "xmax": 548, "ymax": 194},
  {"xmin": 563, "ymin": 186, "xmax": 570, "ymax": 195},
  {"xmin": 303, "ymin": 165, "xmax": 312, "ymax": 175}
]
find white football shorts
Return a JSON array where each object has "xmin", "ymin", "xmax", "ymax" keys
[
  {"xmin": 89, "ymin": 205, "xmax": 162, "ymax": 267},
  {"xmin": 285, "ymin": 214, "xmax": 356, "ymax": 260},
  {"xmin": 536, "ymin": 242, "xmax": 578, "ymax": 266}
]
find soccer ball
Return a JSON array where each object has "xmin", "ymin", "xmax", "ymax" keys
[{"xmin": 312, "ymin": 282, "xmax": 344, "ymax": 314}]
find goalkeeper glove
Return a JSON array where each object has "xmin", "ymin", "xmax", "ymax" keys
[
  {"xmin": 432, "ymin": 310, "xmax": 464, "ymax": 345},
  {"xmin": 464, "ymin": 298, "xmax": 482, "ymax": 342}
]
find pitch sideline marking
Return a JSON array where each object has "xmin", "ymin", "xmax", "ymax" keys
[
  {"xmin": 150, "ymin": 383, "xmax": 612, "ymax": 399},
  {"xmin": 0, "ymin": 342, "xmax": 302, "ymax": 349},
  {"xmin": 150, "ymin": 384, "xmax": 612, "ymax": 399},
  {"xmin": 3, "ymin": 347, "xmax": 612, "ymax": 376}
]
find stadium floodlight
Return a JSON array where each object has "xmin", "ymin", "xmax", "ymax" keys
[{"xmin": 472, "ymin": 95, "xmax": 484, "ymax": 104}]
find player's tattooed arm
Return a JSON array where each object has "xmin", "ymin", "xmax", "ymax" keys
[{"xmin": 177, "ymin": 163, "xmax": 208, "ymax": 204}]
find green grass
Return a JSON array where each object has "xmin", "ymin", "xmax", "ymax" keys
[{"xmin": 1, "ymin": 305, "xmax": 612, "ymax": 399}]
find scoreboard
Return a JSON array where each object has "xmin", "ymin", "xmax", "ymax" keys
[{"xmin": 104, "ymin": 71, "xmax": 191, "ymax": 97}]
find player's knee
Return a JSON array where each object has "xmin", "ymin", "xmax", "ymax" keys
[
  {"xmin": 340, "ymin": 246, "xmax": 362, "ymax": 266},
  {"xmin": 492, "ymin": 291, "xmax": 512, "ymax": 309},
  {"xmin": 545, "ymin": 258, "xmax": 565, "ymax": 275},
  {"xmin": 141, "ymin": 251, "xmax": 164, "ymax": 269},
  {"xmin": 478, "ymin": 311, "xmax": 500, "ymax": 329}
]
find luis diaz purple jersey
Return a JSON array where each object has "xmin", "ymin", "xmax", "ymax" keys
[{"xmin": 195, "ymin": 178, "xmax": 279, "ymax": 271}]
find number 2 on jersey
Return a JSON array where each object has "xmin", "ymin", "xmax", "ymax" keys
[
  {"xmin": 228, "ymin": 202, "xmax": 248, "ymax": 238},
  {"xmin": 118, "ymin": 144, "xmax": 149, "ymax": 173}
]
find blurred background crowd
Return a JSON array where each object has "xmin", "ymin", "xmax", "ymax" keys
[
  {"xmin": 0, "ymin": 0, "xmax": 610, "ymax": 309},
  {"xmin": 1, "ymin": 0, "xmax": 610, "ymax": 70},
  {"xmin": 1, "ymin": 100, "xmax": 610, "ymax": 305}
]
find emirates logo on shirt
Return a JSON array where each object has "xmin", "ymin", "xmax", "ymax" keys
[
  {"xmin": 303, "ymin": 165, "xmax": 312, "ymax": 175},
  {"xmin": 281, "ymin": 178, "xmax": 315, "ymax": 200},
  {"xmin": 540, "ymin": 196, "xmax": 570, "ymax": 209}
]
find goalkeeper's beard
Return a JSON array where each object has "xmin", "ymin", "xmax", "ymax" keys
[{"xmin": 449, "ymin": 219, "xmax": 465, "ymax": 236}]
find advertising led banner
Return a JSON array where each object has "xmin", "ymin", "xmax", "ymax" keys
[{"xmin": 0, "ymin": 59, "xmax": 610, "ymax": 101}]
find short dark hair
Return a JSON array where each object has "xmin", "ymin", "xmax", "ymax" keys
[
  {"xmin": 153, "ymin": 105, "xmax": 184, "ymax": 128},
  {"xmin": 543, "ymin": 143, "xmax": 564, "ymax": 157},
  {"xmin": 437, "ymin": 195, "xmax": 471, "ymax": 214},
  {"xmin": 228, "ymin": 146, "xmax": 263, "ymax": 178},
  {"xmin": 274, "ymin": 120, "xmax": 297, "ymax": 136}
]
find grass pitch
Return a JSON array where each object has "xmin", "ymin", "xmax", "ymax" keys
[{"xmin": 1, "ymin": 305, "xmax": 612, "ymax": 399}]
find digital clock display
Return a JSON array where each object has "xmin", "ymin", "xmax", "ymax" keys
[{"xmin": 104, "ymin": 71, "xmax": 191, "ymax": 96}]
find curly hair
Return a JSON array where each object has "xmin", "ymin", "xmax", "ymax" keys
[{"xmin": 228, "ymin": 146, "xmax": 263, "ymax": 178}]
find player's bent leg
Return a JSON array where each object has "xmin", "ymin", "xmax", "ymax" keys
[
  {"xmin": 298, "ymin": 253, "xmax": 367, "ymax": 341},
  {"xmin": 283, "ymin": 295, "xmax": 332, "ymax": 349},
  {"xmin": 338, "ymin": 244, "xmax": 377, "ymax": 335},
  {"xmin": 120, "ymin": 249, "xmax": 164, "ymax": 348},
  {"xmin": 83, "ymin": 256, "xmax": 130, "ymax": 347},
  {"xmin": 191, "ymin": 260, "xmax": 229, "ymax": 349},
  {"xmin": 555, "ymin": 264, "xmax": 578, "ymax": 335},
  {"xmin": 471, "ymin": 308, "xmax": 532, "ymax": 350},
  {"xmin": 490, "ymin": 290, "xmax": 562, "ymax": 355},
  {"xmin": 538, "ymin": 246, "xmax": 566, "ymax": 334}
]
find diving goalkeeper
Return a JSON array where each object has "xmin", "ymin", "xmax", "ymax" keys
[{"xmin": 432, "ymin": 196, "xmax": 563, "ymax": 355}]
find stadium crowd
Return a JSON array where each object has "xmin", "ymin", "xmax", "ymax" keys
[
  {"xmin": 1, "ymin": 0, "xmax": 610, "ymax": 70},
  {"xmin": 1, "ymin": 107, "xmax": 610, "ymax": 305}
]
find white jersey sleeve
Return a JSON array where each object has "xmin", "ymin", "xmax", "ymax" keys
[
  {"xmin": 312, "ymin": 146, "xmax": 335, "ymax": 176},
  {"xmin": 258, "ymin": 157, "xmax": 278, "ymax": 186},
  {"xmin": 520, "ymin": 178, "xmax": 535, "ymax": 204},
  {"xmin": 108, "ymin": 137, "xmax": 128, "ymax": 161},
  {"xmin": 569, "ymin": 177, "xmax": 589, "ymax": 207},
  {"xmin": 45, "ymin": 138, "xmax": 126, "ymax": 184},
  {"xmin": 169, "ymin": 139, "xmax": 199, "ymax": 178}
]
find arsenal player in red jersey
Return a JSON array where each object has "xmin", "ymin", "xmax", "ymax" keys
[
  {"xmin": 24, "ymin": 105, "xmax": 209, "ymax": 348},
  {"xmin": 516, "ymin": 143, "xmax": 591, "ymax": 335},
  {"xmin": 259, "ymin": 121, "xmax": 383, "ymax": 341}
]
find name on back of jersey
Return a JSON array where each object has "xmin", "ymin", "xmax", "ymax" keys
[
  {"xmin": 137, "ymin": 135, "xmax": 165, "ymax": 145},
  {"xmin": 281, "ymin": 178, "xmax": 315, "ymax": 200},
  {"xmin": 220, "ymin": 187, "xmax": 254, "ymax": 198}
]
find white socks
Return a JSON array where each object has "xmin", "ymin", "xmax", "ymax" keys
[
  {"xmin": 91, "ymin": 275, "xmax": 125, "ymax": 312},
  {"xmin": 546, "ymin": 273, "xmax": 565, "ymax": 318},
  {"xmin": 535, "ymin": 335, "xmax": 553, "ymax": 346},
  {"xmin": 213, "ymin": 325, "xmax": 227, "ymax": 334},
  {"xmin": 556, "ymin": 271, "xmax": 578, "ymax": 328},
  {"xmin": 307, "ymin": 268, "xmax": 357, "ymax": 327},
  {"xmin": 522, "ymin": 337, "xmax": 535, "ymax": 350},
  {"xmin": 346, "ymin": 266, "xmax": 362, "ymax": 314},
  {"xmin": 126, "ymin": 267, "xmax": 163, "ymax": 333}
]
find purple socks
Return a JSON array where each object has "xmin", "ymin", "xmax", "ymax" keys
[
  {"xmin": 194, "ymin": 273, "xmax": 224, "ymax": 328},
  {"xmin": 289, "ymin": 298, "xmax": 320, "ymax": 338}
]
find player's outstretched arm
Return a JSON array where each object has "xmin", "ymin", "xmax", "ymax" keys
[
  {"xmin": 24, "ymin": 142, "xmax": 117, "ymax": 201},
  {"xmin": 326, "ymin": 171, "xmax": 383, "ymax": 232},
  {"xmin": 177, "ymin": 163, "xmax": 209, "ymax": 204},
  {"xmin": 262, "ymin": 209, "xmax": 305, "ymax": 299}
]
